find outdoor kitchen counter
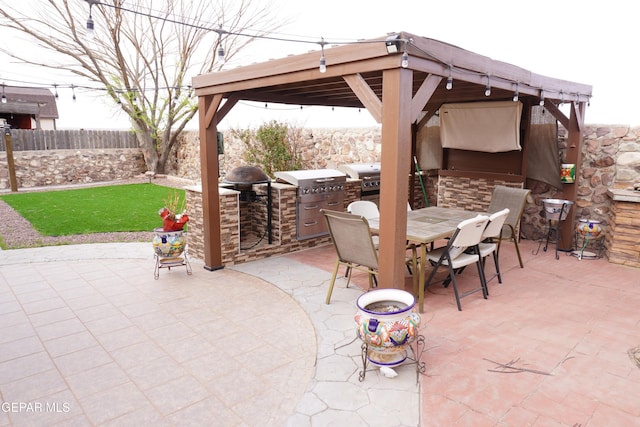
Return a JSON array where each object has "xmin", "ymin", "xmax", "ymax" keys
[
  {"xmin": 605, "ymin": 188, "xmax": 640, "ymax": 268},
  {"xmin": 607, "ymin": 188, "xmax": 640, "ymax": 203},
  {"xmin": 184, "ymin": 180, "xmax": 361, "ymax": 266},
  {"xmin": 184, "ymin": 182, "xmax": 294, "ymax": 193}
]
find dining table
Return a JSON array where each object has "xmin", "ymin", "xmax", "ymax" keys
[{"xmin": 368, "ymin": 206, "xmax": 485, "ymax": 313}]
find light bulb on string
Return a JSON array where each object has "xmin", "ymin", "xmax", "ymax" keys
[
  {"xmin": 1, "ymin": 84, "xmax": 6, "ymax": 104},
  {"xmin": 217, "ymin": 45, "xmax": 225, "ymax": 66},
  {"xmin": 71, "ymin": 84, "xmax": 76, "ymax": 101},
  {"xmin": 53, "ymin": 84, "xmax": 59, "ymax": 99},
  {"xmin": 319, "ymin": 38, "xmax": 327, "ymax": 73},
  {"xmin": 401, "ymin": 38, "xmax": 411, "ymax": 68},
  {"xmin": 484, "ymin": 75, "xmax": 492, "ymax": 96},
  {"xmin": 539, "ymin": 91, "xmax": 545, "ymax": 106},
  {"xmin": 86, "ymin": 16, "xmax": 94, "ymax": 39},
  {"xmin": 85, "ymin": 0, "xmax": 97, "ymax": 40},
  {"xmin": 512, "ymin": 82, "xmax": 519, "ymax": 102}
]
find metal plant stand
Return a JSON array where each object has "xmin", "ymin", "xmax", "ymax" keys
[
  {"xmin": 154, "ymin": 250, "xmax": 192, "ymax": 279},
  {"xmin": 572, "ymin": 233, "xmax": 605, "ymax": 260},
  {"xmin": 538, "ymin": 200, "xmax": 573, "ymax": 260},
  {"xmin": 358, "ymin": 334, "xmax": 426, "ymax": 384}
]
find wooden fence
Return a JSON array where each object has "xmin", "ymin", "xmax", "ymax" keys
[{"xmin": 0, "ymin": 129, "xmax": 138, "ymax": 151}]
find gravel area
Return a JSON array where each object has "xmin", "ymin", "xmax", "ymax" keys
[{"xmin": 0, "ymin": 176, "xmax": 195, "ymax": 250}]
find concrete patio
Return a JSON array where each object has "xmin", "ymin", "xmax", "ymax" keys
[{"xmin": 0, "ymin": 238, "xmax": 638, "ymax": 426}]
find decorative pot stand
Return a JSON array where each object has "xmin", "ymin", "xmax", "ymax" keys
[
  {"xmin": 572, "ymin": 233, "xmax": 605, "ymax": 260},
  {"xmin": 358, "ymin": 334, "xmax": 426, "ymax": 384},
  {"xmin": 154, "ymin": 250, "xmax": 192, "ymax": 279}
]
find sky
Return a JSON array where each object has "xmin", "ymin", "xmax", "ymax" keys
[{"xmin": 0, "ymin": 0, "xmax": 637, "ymax": 130}]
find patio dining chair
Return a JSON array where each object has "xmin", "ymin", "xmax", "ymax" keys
[
  {"xmin": 487, "ymin": 185, "xmax": 531, "ymax": 268},
  {"xmin": 423, "ymin": 215, "xmax": 490, "ymax": 311},
  {"xmin": 347, "ymin": 200, "xmax": 416, "ymax": 276},
  {"xmin": 477, "ymin": 208, "xmax": 510, "ymax": 286},
  {"xmin": 347, "ymin": 200, "xmax": 380, "ymax": 247},
  {"xmin": 321, "ymin": 209, "xmax": 380, "ymax": 304}
]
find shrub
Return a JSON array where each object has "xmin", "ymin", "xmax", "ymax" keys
[{"xmin": 233, "ymin": 120, "xmax": 306, "ymax": 177}]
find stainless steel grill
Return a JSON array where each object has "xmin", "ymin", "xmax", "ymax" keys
[
  {"xmin": 339, "ymin": 162, "xmax": 381, "ymax": 203},
  {"xmin": 274, "ymin": 169, "xmax": 346, "ymax": 240}
]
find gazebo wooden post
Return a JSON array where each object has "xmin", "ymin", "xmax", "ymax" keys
[
  {"xmin": 559, "ymin": 101, "xmax": 587, "ymax": 250},
  {"xmin": 378, "ymin": 68, "xmax": 413, "ymax": 289},
  {"xmin": 199, "ymin": 94, "xmax": 224, "ymax": 270}
]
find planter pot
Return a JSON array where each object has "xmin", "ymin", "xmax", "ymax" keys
[
  {"xmin": 576, "ymin": 219, "xmax": 603, "ymax": 239},
  {"xmin": 542, "ymin": 199, "xmax": 573, "ymax": 221},
  {"xmin": 153, "ymin": 228, "xmax": 186, "ymax": 257},
  {"xmin": 355, "ymin": 289, "xmax": 421, "ymax": 367}
]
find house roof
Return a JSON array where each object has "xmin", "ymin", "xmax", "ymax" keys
[{"xmin": 0, "ymin": 86, "xmax": 59, "ymax": 119}]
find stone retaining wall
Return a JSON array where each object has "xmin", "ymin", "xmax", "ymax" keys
[{"xmin": 0, "ymin": 148, "xmax": 146, "ymax": 189}]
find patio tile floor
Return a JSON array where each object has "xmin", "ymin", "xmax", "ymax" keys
[{"xmin": 0, "ymin": 238, "xmax": 638, "ymax": 426}]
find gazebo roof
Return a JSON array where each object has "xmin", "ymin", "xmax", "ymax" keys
[{"xmin": 193, "ymin": 31, "xmax": 592, "ymax": 119}]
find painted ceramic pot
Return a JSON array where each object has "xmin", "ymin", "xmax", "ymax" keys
[
  {"xmin": 355, "ymin": 289, "xmax": 421, "ymax": 367},
  {"xmin": 542, "ymin": 199, "xmax": 573, "ymax": 221},
  {"xmin": 576, "ymin": 219, "xmax": 602, "ymax": 239},
  {"xmin": 152, "ymin": 228, "xmax": 186, "ymax": 257}
]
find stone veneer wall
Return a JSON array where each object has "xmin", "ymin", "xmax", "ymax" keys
[
  {"xmin": 0, "ymin": 149, "xmax": 146, "ymax": 189},
  {"xmin": 436, "ymin": 177, "xmax": 524, "ymax": 211}
]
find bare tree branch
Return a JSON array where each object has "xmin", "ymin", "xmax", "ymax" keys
[{"xmin": 0, "ymin": 0, "xmax": 288, "ymax": 173}]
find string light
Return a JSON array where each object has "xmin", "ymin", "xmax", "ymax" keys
[
  {"xmin": 71, "ymin": 84, "xmax": 76, "ymax": 101},
  {"xmin": 401, "ymin": 39, "xmax": 409, "ymax": 68},
  {"xmin": 512, "ymin": 82, "xmax": 519, "ymax": 102},
  {"xmin": 319, "ymin": 38, "xmax": 327, "ymax": 73},
  {"xmin": 1, "ymin": 84, "xmax": 6, "ymax": 104},
  {"xmin": 216, "ymin": 26, "xmax": 225, "ymax": 66},
  {"xmin": 53, "ymin": 83, "xmax": 59, "ymax": 99},
  {"xmin": 12, "ymin": 1, "xmax": 596, "ymax": 109},
  {"xmin": 445, "ymin": 66, "xmax": 453, "ymax": 90},
  {"xmin": 85, "ymin": 0, "xmax": 98, "ymax": 39},
  {"xmin": 217, "ymin": 45, "xmax": 225, "ymax": 65}
]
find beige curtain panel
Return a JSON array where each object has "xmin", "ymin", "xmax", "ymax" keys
[{"xmin": 439, "ymin": 101, "xmax": 523, "ymax": 152}]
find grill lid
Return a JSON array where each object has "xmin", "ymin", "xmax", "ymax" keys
[
  {"xmin": 274, "ymin": 169, "xmax": 346, "ymax": 186},
  {"xmin": 338, "ymin": 162, "xmax": 381, "ymax": 179},
  {"xmin": 224, "ymin": 165, "xmax": 270, "ymax": 184}
]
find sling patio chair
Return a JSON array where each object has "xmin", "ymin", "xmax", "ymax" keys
[
  {"xmin": 321, "ymin": 209, "xmax": 380, "ymax": 304},
  {"xmin": 423, "ymin": 215, "xmax": 490, "ymax": 311},
  {"xmin": 487, "ymin": 185, "xmax": 531, "ymax": 268}
]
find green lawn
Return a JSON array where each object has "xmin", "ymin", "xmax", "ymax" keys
[{"xmin": 0, "ymin": 184, "xmax": 185, "ymax": 236}]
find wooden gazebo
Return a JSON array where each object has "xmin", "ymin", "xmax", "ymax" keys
[{"xmin": 192, "ymin": 31, "xmax": 592, "ymax": 287}]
